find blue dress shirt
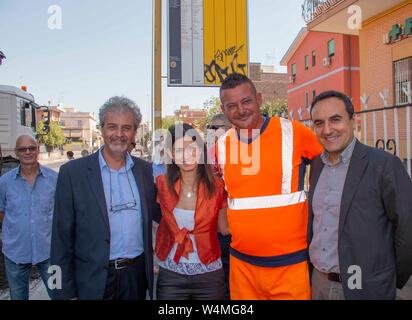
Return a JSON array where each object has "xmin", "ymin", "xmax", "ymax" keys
[
  {"xmin": 99, "ymin": 148, "xmax": 144, "ymax": 260},
  {"xmin": 309, "ymin": 138, "xmax": 356, "ymax": 273},
  {"xmin": 0, "ymin": 165, "xmax": 57, "ymax": 264},
  {"xmin": 152, "ymin": 162, "xmax": 166, "ymax": 179}
]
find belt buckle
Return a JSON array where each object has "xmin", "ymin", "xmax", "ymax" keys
[
  {"xmin": 114, "ymin": 259, "xmax": 127, "ymax": 270},
  {"xmin": 328, "ymin": 272, "xmax": 342, "ymax": 283}
]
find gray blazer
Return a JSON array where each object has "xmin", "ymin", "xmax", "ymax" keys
[
  {"xmin": 308, "ymin": 140, "xmax": 412, "ymax": 299},
  {"xmin": 50, "ymin": 152, "xmax": 160, "ymax": 300}
]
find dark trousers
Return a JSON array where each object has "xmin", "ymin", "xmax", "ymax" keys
[
  {"xmin": 103, "ymin": 254, "xmax": 147, "ymax": 300},
  {"xmin": 157, "ymin": 267, "xmax": 226, "ymax": 300},
  {"xmin": 218, "ymin": 233, "xmax": 231, "ymax": 300}
]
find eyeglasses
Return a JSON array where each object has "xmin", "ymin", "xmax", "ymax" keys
[
  {"xmin": 206, "ymin": 125, "xmax": 226, "ymax": 130},
  {"xmin": 109, "ymin": 166, "xmax": 137, "ymax": 213},
  {"xmin": 110, "ymin": 200, "xmax": 137, "ymax": 213},
  {"xmin": 16, "ymin": 146, "xmax": 37, "ymax": 153}
]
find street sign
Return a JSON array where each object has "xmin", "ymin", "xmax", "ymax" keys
[{"xmin": 168, "ymin": 0, "xmax": 248, "ymax": 87}]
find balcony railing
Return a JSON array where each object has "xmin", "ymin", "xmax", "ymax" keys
[{"xmin": 292, "ymin": 100, "xmax": 412, "ymax": 178}]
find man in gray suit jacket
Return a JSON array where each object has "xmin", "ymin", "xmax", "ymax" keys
[
  {"xmin": 308, "ymin": 90, "xmax": 412, "ymax": 300},
  {"xmin": 51, "ymin": 96, "xmax": 160, "ymax": 300}
]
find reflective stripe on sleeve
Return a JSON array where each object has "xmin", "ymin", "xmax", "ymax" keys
[
  {"xmin": 280, "ymin": 118, "xmax": 293, "ymax": 195},
  {"xmin": 227, "ymin": 190, "xmax": 307, "ymax": 210},
  {"xmin": 217, "ymin": 130, "xmax": 231, "ymax": 181}
]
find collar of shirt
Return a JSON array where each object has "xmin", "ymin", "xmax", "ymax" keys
[
  {"xmin": 98, "ymin": 147, "xmax": 134, "ymax": 173},
  {"xmin": 320, "ymin": 137, "xmax": 357, "ymax": 166},
  {"xmin": 14, "ymin": 163, "xmax": 48, "ymax": 180},
  {"xmin": 236, "ymin": 116, "xmax": 271, "ymax": 144}
]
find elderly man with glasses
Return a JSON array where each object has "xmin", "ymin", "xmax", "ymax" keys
[
  {"xmin": 0, "ymin": 135, "xmax": 57, "ymax": 300},
  {"xmin": 51, "ymin": 96, "xmax": 160, "ymax": 300}
]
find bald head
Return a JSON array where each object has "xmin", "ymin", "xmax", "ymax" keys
[
  {"xmin": 211, "ymin": 113, "xmax": 232, "ymax": 131},
  {"xmin": 15, "ymin": 135, "xmax": 37, "ymax": 149},
  {"xmin": 15, "ymin": 135, "xmax": 39, "ymax": 166}
]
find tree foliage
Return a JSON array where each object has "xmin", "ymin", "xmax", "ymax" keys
[
  {"xmin": 36, "ymin": 121, "xmax": 65, "ymax": 148},
  {"xmin": 141, "ymin": 132, "xmax": 151, "ymax": 148},
  {"xmin": 192, "ymin": 96, "xmax": 222, "ymax": 130},
  {"xmin": 161, "ymin": 115, "xmax": 181, "ymax": 130},
  {"xmin": 203, "ymin": 96, "xmax": 222, "ymax": 123},
  {"xmin": 202, "ymin": 97, "xmax": 288, "ymax": 120},
  {"xmin": 261, "ymin": 99, "xmax": 288, "ymax": 118}
]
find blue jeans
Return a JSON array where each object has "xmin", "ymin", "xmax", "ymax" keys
[{"xmin": 4, "ymin": 256, "xmax": 52, "ymax": 300}]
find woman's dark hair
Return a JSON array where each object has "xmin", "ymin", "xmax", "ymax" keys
[{"xmin": 166, "ymin": 123, "xmax": 216, "ymax": 198}]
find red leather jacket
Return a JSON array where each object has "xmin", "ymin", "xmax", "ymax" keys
[{"xmin": 155, "ymin": 174, "xmax": 227, "ymax": 265}]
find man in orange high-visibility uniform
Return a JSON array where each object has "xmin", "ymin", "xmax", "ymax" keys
[{"xmin": 216, "ymin": 74, "xmax": 323, "ymax": 300}]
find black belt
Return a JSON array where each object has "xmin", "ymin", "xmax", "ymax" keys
[
  {"xmin": 315, "ymin": 269, "xmax": 342, "ymax": 283},
  {"xmin": 327, "ymin": 272, "xmax": 342, "ymax": 283},
  {"xmin": 230, "ymin": 247, "xmax": 308, "ymax": 268},
  {"xmin": 109, "ymin": 256, "xmax": 140, "ymax": 270},
  {"xmin": 318, "ymin": 270, "xmax": 342, "ymax": 283}
]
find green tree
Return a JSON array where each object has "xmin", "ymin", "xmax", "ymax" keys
[
  {"xmin": 36, "ymin": 120, "xmax": 65, "ymax": 149},
  {"xmin": 203, "ymin": 96, "xmax": 222, "ymax": 123},
  {"xmin": 161, "ymin": 115, "xmax": 181, "ymax": 129},
  {"xmin": 261, "ymin": 99, "xmax": 288, "ymax": 118},
  {"xmin": 36, "ymin": 121, "xmax": 46, "ymax": 145},
  {"xmin": 192, "ymin": 96, "xmax": 222, "ymax": 130},
  {"xmin": 141, "ymin": 132, "xmax": 151, "ymax": 148}
]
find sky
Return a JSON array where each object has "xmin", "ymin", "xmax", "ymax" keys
[{"xmin": 0, "ymin": 0, "xmax": 305, "ymax": 122}]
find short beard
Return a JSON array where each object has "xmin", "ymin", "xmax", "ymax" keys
[{"xmin": 106, "ymin": 137, "xmax": 128, "ymax": 154}]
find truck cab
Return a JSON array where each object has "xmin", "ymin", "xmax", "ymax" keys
[{"xmin": 0, "ymin": 85, "xmax": 40, "ymax": 175}]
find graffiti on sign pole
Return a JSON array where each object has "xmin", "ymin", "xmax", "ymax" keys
[
  {"xmin": 204, "ymin": 44, "xmax": 247, "ymax": 84},
  {"xmin": 214, "ymin": 44, "xmax": 245, "ymax": 62}
]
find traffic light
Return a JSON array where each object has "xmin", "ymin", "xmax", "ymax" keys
[
  {"xmin": 43, "ymin": 110, "xmax": 50, "ymax": 134},
  {"xmin": 43, "ymin": 120, "xmax": 50, "ymax": 134},
  {"xmin": 0, "ymin": 50, "xmax": 6, "ymax": 65}
]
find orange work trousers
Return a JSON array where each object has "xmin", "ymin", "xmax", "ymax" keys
[{"xmin": 229, "ymin": 255, "xmax": 311, "ymax": 300}]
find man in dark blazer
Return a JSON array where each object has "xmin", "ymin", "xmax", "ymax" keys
[
  {"xmin": 308, "ymin": 90, "xmax": 412, "ymax": 300},
  {"xmin": 51, "ymin": 96, "xmax": 160, "ymax": 300}
]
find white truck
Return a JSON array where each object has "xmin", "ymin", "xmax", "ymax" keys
[{"xmin": 0, "ymin": 85, "xmax": 45, "ymax": 175}]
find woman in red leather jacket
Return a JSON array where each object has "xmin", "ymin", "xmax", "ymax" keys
[{"xmin": 155, "ymin": 123, "xmax": 229, "ymax": 300}]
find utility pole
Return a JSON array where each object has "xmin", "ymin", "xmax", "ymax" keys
[{"xmin": 153, "ymin": 0, "xmax": 162, "ymax": 131}]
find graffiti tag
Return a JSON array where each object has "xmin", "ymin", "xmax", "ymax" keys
[
  {"xmin": 204, "ymin": 52, "xmax": 247, "ymax": 84},
  {"xmin": 214, "ymin": 44, "xmax": 245, "ymax": 62}
]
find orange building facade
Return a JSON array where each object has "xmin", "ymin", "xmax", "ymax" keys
[
  {"xmin": 281, "ymin": 28, "xmax": 360, "ymax": 120},
  {"xmin": 307, "ymin": 0, "xmax": 412, "ymax": 174},
  {"xmin": 359, "ymin": 2, "xmax": 412, "ymax": 107}
]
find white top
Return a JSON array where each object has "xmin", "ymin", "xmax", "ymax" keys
[{"xmin": 158, "ymin": 208, "xmax": 222, "ymax": 275}]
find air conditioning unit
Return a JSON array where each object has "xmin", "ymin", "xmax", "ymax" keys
[
  {"xmin": 289, "ymin": 75, "xmax": 296, "ymax": 84},
  {"xmin": 323, "ymin": 57, "xmax": 331, "ymax": 67}
]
